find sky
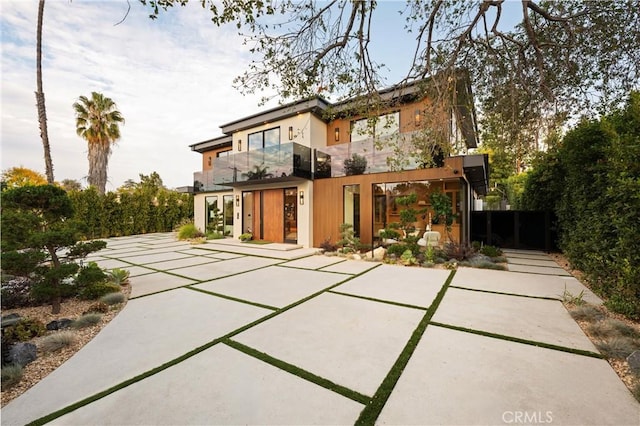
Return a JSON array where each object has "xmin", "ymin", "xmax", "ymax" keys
[{"xmin": 0, "ymin": 1, "xmax": 518, "ymax": 191}]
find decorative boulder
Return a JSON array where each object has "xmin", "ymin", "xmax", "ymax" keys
[
  {"xmin": 46, "ymin": 319, "xmax": 74, "ymax": 331},
  {"xmin": 8, "ymin": 342, "xmax": 37, "ymax": 367},
  {"xmin": 365, "ymin": 247, "xmax": 386, "ymax": 261},
  {"xmin": 1, "ymin": 313, "xmax": 22, "ymax": 329}
]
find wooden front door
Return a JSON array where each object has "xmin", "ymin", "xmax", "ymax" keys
[{"xmin": 248, "ymin": 189, "xmax": 284, "ymax": 243}]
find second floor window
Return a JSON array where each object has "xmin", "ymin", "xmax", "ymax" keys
[
  {"xmin": 350, "ymin": 112, "xmax": 399, "ymax": 142},
  {"xmin": 248, "ymin": 127, "xmax": 280, "ymax": 151}
]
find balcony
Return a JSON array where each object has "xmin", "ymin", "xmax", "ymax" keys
[
  {"xmin": 194, "ymin": 142, "xmax": 312, "ymax": 192},
  {"xmin": 314, "ymin": 133, "xmax": 424, "ymax": 178}
]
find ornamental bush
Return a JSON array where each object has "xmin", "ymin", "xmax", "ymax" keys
[{"xmin": 522, "ymin": 91, "xmax": 640, "ymax": 319}]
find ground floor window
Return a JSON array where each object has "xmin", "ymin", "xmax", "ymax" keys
[
  {"xmin": 205, "ymin": 196, "xmax": 219, "ymax": 233},
  {"xmin": 343, "ymin": 185, "xmax": 361, "ymax": 237},
  {"xmin": 223, "ymin": 194, "xmax": 234, "ymax": 235}
]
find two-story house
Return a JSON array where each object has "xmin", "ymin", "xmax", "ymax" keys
[{"xmin": 190, "ymin": 76, "xmax": 488, "ymax": 249}]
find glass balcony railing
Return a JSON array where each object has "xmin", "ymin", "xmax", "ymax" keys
[
  {"xmin": 193, "ymin": 142, "xmax": 312, "ymax": 192},
  {"xmin": 314, "ymin": 133, "xmax": 423, "ymax": 179}
]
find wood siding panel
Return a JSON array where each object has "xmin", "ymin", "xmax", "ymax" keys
[
  {"xmin": 313, "ymin": 158, "xmax": 464, "ymax": 247},
  {"xmin": 263, "ymin": 189, "xmax": 284, "ymax": 243}
]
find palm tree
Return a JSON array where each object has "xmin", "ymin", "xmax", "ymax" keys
[
  {"xmin": 36, "ymin": 0, "xmax": 54, "ymax": 184},
  {"xmin": 73, "ymin": 92, "xmax": 124, "ymax": 194}
]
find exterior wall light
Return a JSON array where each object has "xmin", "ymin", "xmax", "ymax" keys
[
  {"xmin": 299, "ymin": 190, "xmax": 304, "ymax": 205},
  {"xmin": 207, "ymin": 156, "xmax": 212, "ymax": 167},
  {"xmin": 288, "ymin": 126, "xmax": 294, "ymax": 140},
  {"xmin": 235, "ymin": 194, "xmax": 240, "ymax": 207},
  {"xmin": 414, "ymin": 109, "xmax": 421, "ymax": 126},
  {"xmin": 335, "ymin": 127, "xmax": 340, "ymax": 142},
  {"xmin": 238, "ymin": 140, "xmax": 242, "ymax": 151}
]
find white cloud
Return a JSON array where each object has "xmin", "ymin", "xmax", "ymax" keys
[{"xmin": 1, "ymin": 0, "xmax": 272, "ymax": 190}]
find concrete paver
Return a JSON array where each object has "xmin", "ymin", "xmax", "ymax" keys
[
  {"xmin": 128, "ymin": 272, "xmax": 197, "ymax": 298},
  {"xmin": 507, "ymin": 257, "xmax": 562, "ymax": 268},
  {"xmin": 145, "ymin": 256, "xmax": 219, "ymax": 271},
  {"xmin": 1, "ymin": 289, "xmax": 271, "ymax": 426},
  {"xmin": 334, "ymin": 265, "xmax": 450, "ymax": 308},
  {"xmin": 120, "ymin": 265, "xmax": 155, "ymax": 277},
  {"xmin": 235, "ymin": 292, "xmax": 425, "ymax": 396},
  {"xmin": 193, "ymin": 266, "xmax": 348, "ymax": 308},
  {"xmin": 320, "ymin": 259, "xmax": 379, "ymax": 274},
  {"xmin": 378, "ymin": 326, "xmax": 640, "ymax": 425},
  {"xmin": 114, "ymin": 251, "xmax": 193, "ymax": 265},
  {"xmin": 54, "ymin": 344, "xmax": 364, "ymax": 425},
  {"xmin": 280, "ymin": 255, "xmax": 347, "ymax": 270},
  {"xmin": 3, "ymin": 235, "xmax": 635, "ymax": 425},
  {"xmin": 508, "ymin": 263, "xmax": 571, "ymax": 275},
  {"xmin": 89, "ymin": 258, "xmax": 132, "ymax": 269},
  {"xmin": 452, "ymin": 267, "xmax": 598, "ymax": 301},
  {"xmin": 169, "ymin": 256, "xmax": 281, "ymax": 281},
  {"xmin": 432, "ymin": 288, "xmax": 599, "ymax": 352}
]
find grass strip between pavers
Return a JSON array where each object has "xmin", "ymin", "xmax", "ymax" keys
[
  {"xmin": 449, "ymin": 285, "xmax": 563, "ymax": 301},
  {"xmin": 224, "ymin": 339, "xmax": 370, "ymax": 405},
  {"xmin": 187, "ymin": 286, "xmax": 279, "ymax": 311},
  {"xmin": 127, "ymin": 260, "xmax": 286, "ymax": 300},
  {"xmin": 328, "ymin": 290, "xmax": 428, "ymax": 311},
  {"xmin": 26, "ymin": 263, "xmax": 379, "ymax": 426},
  {"xmin": 429, "ymin": 321, "xmax": 604, "ymax": 359},
  {"xmin": 354, "ymin": 269, "xmax": 456, "ymax": 426}
]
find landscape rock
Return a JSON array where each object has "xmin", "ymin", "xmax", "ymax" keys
[
  {"xmin": 46, "ymin": 319, "xmax": 74, "ymax": 331},
  {"xmin": 1, "ymin": 313, "xmax": 22, "ymax": 328},
  {"xmin": 8, "ymin": 342, "xmax": 37, "ymax": 367},
  {"xmin": 365, "ymin": 247, "xmax": 386, "ymax": 261},
  {"xmin": 627, "ymin": 350, "xmax": 640, "ymax": 374}
]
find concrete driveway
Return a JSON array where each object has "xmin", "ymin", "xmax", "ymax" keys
[{"xmin": 2, "ymin": 234, "xmax": 638, "ymax": 425}]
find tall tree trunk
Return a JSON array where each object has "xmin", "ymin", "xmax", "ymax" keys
[
  {"xmin": 87, "ymin": 138, "xmax": 110, "ymax": 195},
  {"xmin": 36, "ymin": 0, "xmax": 55, "ymax": 184}
]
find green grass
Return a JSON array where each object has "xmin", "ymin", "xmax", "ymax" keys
[
  {"xmin": 224, "ymin": 339, "xmax": 370, "ymax": 404},
  {"xmin": 39, "ymin": 331, "xmax": 76, "ymax": 353},
  {"xmin": 355, "ymin": 270, "xmax": 455, "ymax": 425}
]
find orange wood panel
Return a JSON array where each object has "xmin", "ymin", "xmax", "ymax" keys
[
  {"xmin": 312, "ymin": 157, "xmax": 465, "ymax": 247},
  {"xmin": 253, "ymin": 191, "xmax": 262, "ymax": 239},
  {"xmin": 262, "ymin": 189, "xmax": 284, "ymax": 243}
]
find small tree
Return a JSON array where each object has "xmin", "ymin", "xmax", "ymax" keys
[
  {"xmin": 1, "ymin": 185, "xmax": 106, "ymax": 313},
  {"xmin": 394, "ymin": 193, "xmax": 426, "ymax": 237},
  {"xmin": 429, "ymin": 190, "xmax": 455, "ymax": 238},
  {"xmin": 343, "ymin": 153, "xmax": 367, "ymax": 176}
]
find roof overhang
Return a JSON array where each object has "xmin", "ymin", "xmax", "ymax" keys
[
  {"xmin": 190, "ymin": 135, "xmax": 232, "ymax": 153},
  {"xmin": 463, "ymin": 154, "xmax": 489, "ymax": 196},
  {"xmin": 220, "ymin": 97, "xmax": 331, "ymax": 134}
]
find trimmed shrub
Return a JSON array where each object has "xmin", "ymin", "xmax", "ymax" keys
[
  {"xmin": 1, "ymin": 364, "xmax": 23, "ymax": 389},
  {"xmin": 100, "ymin": 292, "xmax": 126, "ymax": 306},
  {"xmin": 4, "ymin": 318, "xmax": 46, "ymax": 343},
  {"xmin": 71, "ymin": 313, "xmax": 102, "ymax": 329},
  {"xmin": 177, "ymin": 223, "xmax": 203, "ymax": 240},
  {"xmin": 39, "ymin": 331, "xmax": 76, "ymax": 353},
  {"xmin": 76, "ymin": 263, "xmax": 108, "ymax": 287},
  {"xmin": 479, "ymin": 245, "xmax": 503, "ymax": 258},
  {"xmin": 79, "ymin": 283, "xmax": 121, "ymax": 300}
]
